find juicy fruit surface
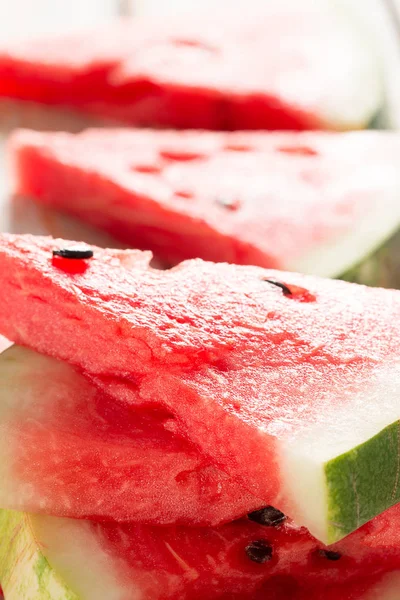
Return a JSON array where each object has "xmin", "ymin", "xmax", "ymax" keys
[
  {"xmin": 0, "ymin": 3, "xmax": 381, "ymax": 130},
  {"xmin": 11, "ymin": 128, "xmax": 400, "ymax": 278},
  {"xmin": 0, "ymin": 344, "xmax": 259, "ymax": 524},
  {"xmin": 3, "ymin": 235, "xmax": 400, "ymax": 542},
  {"xmin": 3, "ymin": 503, "xmax": 400, "ymax": 600}
]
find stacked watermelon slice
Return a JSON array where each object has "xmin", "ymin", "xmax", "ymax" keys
[
  {"xmin": 1, "ymin": 234, "xmax": 400, "ymax": 598},
  {"xmin": 1, "ymin": 3, "xmax": 400, "ymax": 600},
  {"xmin": 0, "ymin": 2, "xmax": 382, "ymax": 131},
  {"xmin": 9, "ymin": 127, "xmax": 400, "ymax": 288}
]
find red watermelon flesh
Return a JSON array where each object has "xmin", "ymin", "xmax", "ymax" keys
[
  {"xmin": 3, "ymin": 235, "xmax": 400, "ymax": 544},
  {"xmin": 9, "ymin": 501, "xmax": 400, "ymax": 600},
  {"xmin": 11, "ymin": 128, "xmax": 400, "ymax": 278},
  {"xmin": 0, "ymin": 4, "xmax": 382, "ymax": 131},
  {"xmin": 0, "ymin": 344, "xmax": 260, "ymax": 524}
]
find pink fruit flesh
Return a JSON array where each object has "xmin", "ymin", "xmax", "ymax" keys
[
  {"xmin": 10, "ymin": 128, "xmax": 400, "ymax": 272},
  {"xmin": 41, "ymin": 502, "xmax": 400, "ymax": 600},
  {"xmin": 0, "ymin": 9, "xmax": 371, "ymax": 130},
  {"xmin": 0, "ymin": 345, "xmax": 260, "ymax": 524},
  {"xmin": 1, "ymin": 234, "xmax": 400, "ymax": 528}
]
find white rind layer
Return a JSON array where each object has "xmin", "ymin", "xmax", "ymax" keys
[
  {"xmin": 0, "ymin": 345, "xmax": 96, "ymax": 515},
  {"xmin": 289, "ymin": 171, "xmax": 400, "ymax": 278},
  {"xmin": 316, "ymin": 0, "xmax": 383, "ymax": 130},
  {"xmin": 280, "ymin": 362, "xmax": 400, "ymax": 543},
  {"xmin": 0, "ymin": 510, "xmax": 136, "ymax": 600},
  {"xmin": 34, "ymin": 515, "xmax": 141, "ymax": 600},
  {"xmin": 0, "ymin": 510, "xmax": 77, "ymax": 600}
]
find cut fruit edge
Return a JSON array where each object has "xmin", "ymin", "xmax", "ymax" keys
[
  {"xmin": 3, "ymin": 508, "xmax": 400, "ymax": 600},
  {"xmin": 9, "ymin": 129, "xmax": 400, "ymax": 283},
  {"xmin": 3, "ymin": 234, "xmax": 400, "ymax": 543}
]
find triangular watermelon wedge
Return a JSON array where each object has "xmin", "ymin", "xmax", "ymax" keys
[
  {"xmin": 0, "ymin": 344, "xmax": 260, "ymax": 525},
  {"xmin": 2, "ymin": 504, "xmax": 400, "ymax": 600},
  {"xmin": 3, "ymin": 234, "xmax": 400, "ymax": 544},
  {"xmin": 10, "ymin": 128, "xmax": 400, "ymax": 286},
  {"xmin": 0, "ymin": 2, "xmax": 382, "ymax": 131}
]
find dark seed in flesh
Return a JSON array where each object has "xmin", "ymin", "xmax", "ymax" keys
[
  {"xmin": 248, "ymin": 506, "xmax": 286, "ymax": 527},
  {"xmin": 53, "ymin": 248, "xmax": 94, "ymax": 260},
  {"xmin": 318, "ymin": 550, "xmax": 342, "ymax": 561},
  {"xmin": 245, "ymin": 540, "xmax": 273, "ymax": 564},
  {"xmin": 263, "ymin": 279, "xmax": 292, "ymax": 296}
]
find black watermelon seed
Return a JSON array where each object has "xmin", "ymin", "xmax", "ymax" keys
[
  {"xmin": 53, "ymin": 248, "xmax": 94, "ymax": 260},
  {"xmin": 248, "ymin": 506, "xmax": 286, "ymax": 527},
  {"xmin": 263, "ymin": 279, "xmax": 292, "ymax": 296},
  {"xmin": 245, "ymin": 540, "xmax": 273, "ymax": 564},
  {"xmin": 318, "ymin": 550, "xmax": 342, "ymax": 561}
]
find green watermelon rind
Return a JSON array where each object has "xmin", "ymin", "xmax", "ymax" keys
[
  {"xmin": 340, "ymin": 227, "xmax": 400, "ymax": 289},
  {"xmin": 326, "ymin": 420, "xmax": 400, "ymax": 543},
  {"xmin": 0, "ymin": 509, "xmax": 76, "ymax": 600}
]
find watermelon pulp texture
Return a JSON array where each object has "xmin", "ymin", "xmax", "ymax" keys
[
  {"xmin": 11, "ymin": 128, "xmax": 400, "ymax": 284},
  {"xmin": 0, "ymin": 344, "xmax": 260, "ymax": 524},
  {"xmin": 0, "ymin": 3, "xmax": 382, "ymax": 131},
  {"xmin": 2, "ymin": 503, "xmax": 400, "ymax": 600},
  {"xmin": 3, "ymin": 235, "xmax": 400, "ymax": 544}
]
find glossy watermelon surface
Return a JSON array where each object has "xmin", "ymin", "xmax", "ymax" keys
[
  {"xmin": 11, "ymin": 128, "xmax": 400, "ymax": 280},
  {"xmin": 0, "ymin": 2, "xmax": 382, "ymax": 130},
  {"xmin": 2, "ymin": 502, "xmax": 400, "ymax": 599},
  {"xmin": 2, "ymin": 235, "xmax": 400, "ymax": 544}
]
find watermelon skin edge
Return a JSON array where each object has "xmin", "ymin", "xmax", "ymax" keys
[
  {"xmin": 279, "ymin": 361, "xmax": 400, "ymax": 544},
  {"xmin": 340, "ymin": 227, "xmax": 400, "ymax": 288},
  {"xmin": 325, "ymin": 421, "xmax": 400, "ymax": 543},
  {"xmin": 0, "ymin": 510, "xmax": 77, "ymax": 600}
]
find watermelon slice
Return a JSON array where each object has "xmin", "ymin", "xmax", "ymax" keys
[
  {"xmin": 0, "ymin": 2, "xmax": 382, "ymax": 131},
  {"xmin": 2, "ymin": 504, "xmax": 400, "ymax": 600},
  {"xmin": 0, "ymin": 343, "xmax": 260, "ymax": 524},
  {"xmin": 3, "ymin": 235, "xmax": 400, "ymax": 544},
  {"xmin": 10, "ymin": 128, "xmax": 400, "ymax": 287}
]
